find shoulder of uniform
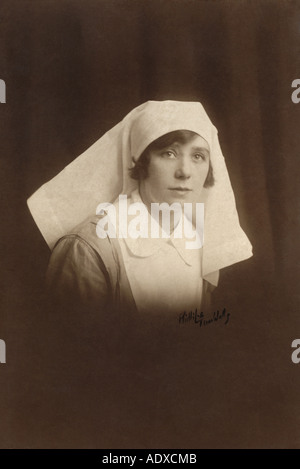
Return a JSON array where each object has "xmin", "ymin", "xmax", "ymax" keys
[
  {"xmin": 70, "ymin": 214, "xmax": 110, "ymax": 249},
  {"xmin": 52, "ymin": 214, "xmax": 122, "ymax": 291}
]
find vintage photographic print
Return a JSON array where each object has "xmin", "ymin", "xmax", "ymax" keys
[{"xmin": 0, "ymin": 0, "xmax": 299, "ymax": 449}]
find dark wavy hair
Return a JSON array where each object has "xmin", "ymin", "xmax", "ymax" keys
[{"xmin": 129, "ymin": 130, "xmax": 215, "ymax": 188}]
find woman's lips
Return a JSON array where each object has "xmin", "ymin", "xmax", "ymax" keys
[
  {"xmin": 168, "ymin": 188, "xmax": 192, "ymax": 196},
  {"xmin": 169, "ymin": 187, "xmax": 192, "ymax": 190}
]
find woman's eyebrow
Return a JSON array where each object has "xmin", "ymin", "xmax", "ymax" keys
[
  {"xmin": 191, "ymin": 146, "xmax": 210, "ymax": 154},
  {"xmin": 161, "ymin": 144, "xmax": 210, "ymax": 154}
]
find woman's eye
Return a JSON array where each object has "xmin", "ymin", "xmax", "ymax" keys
[
  {"xmin": 193, "ymin": 153, "xmax": 205, "ymax": 161},
  {"xmin": 162, "ymin": 151, "xmax": 176, "ymax": 158}
]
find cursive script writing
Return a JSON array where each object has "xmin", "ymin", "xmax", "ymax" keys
[{"xmin": 178, "ymin": 308, "xmax": 230, "ymax": 327}]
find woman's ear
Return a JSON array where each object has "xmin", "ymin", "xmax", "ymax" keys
[{"xmin": 131, "ymin": 156, "xmax": 136, "ymax": 168}]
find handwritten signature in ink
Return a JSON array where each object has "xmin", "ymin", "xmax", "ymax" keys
[{"xmin": 178, "ymin": 308, "xmax": 230, "ymax": 327}]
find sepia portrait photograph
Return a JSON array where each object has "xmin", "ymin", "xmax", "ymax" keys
[{"xmin": 0, "ymin": 0, "xmax": 300, "ymax": 449}]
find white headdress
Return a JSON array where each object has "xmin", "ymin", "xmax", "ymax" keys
[{"xmin": 27, "ymin": 100, "xmax": 252, "ymax": 285}]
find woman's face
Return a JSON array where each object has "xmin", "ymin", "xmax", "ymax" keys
[{"xmin": 139, "ymin": 134, "xmax": 210, "ymax": 207}]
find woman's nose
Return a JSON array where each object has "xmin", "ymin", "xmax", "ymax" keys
[{"xmin": 175, "ymin": 157, "xmax": 191, "ymax": 179}]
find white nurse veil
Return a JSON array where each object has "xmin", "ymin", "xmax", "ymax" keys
[{"xmin": 27, "ymin": 100, "xmax": 253, "ymax": 286}]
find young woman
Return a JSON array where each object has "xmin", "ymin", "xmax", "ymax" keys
[{"xmin": 27, "ymin": 100, "xmax": 252, "ymax": 320}]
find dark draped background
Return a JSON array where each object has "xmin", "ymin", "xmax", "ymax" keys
[{"xmin": 0, "ymin": 0, "xmax": 299, "ymax": 448}]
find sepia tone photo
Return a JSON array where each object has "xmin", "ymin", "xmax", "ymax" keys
[{"xmin": 0, "ymin": 0, "xmax": 299, "ymax": 449}]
